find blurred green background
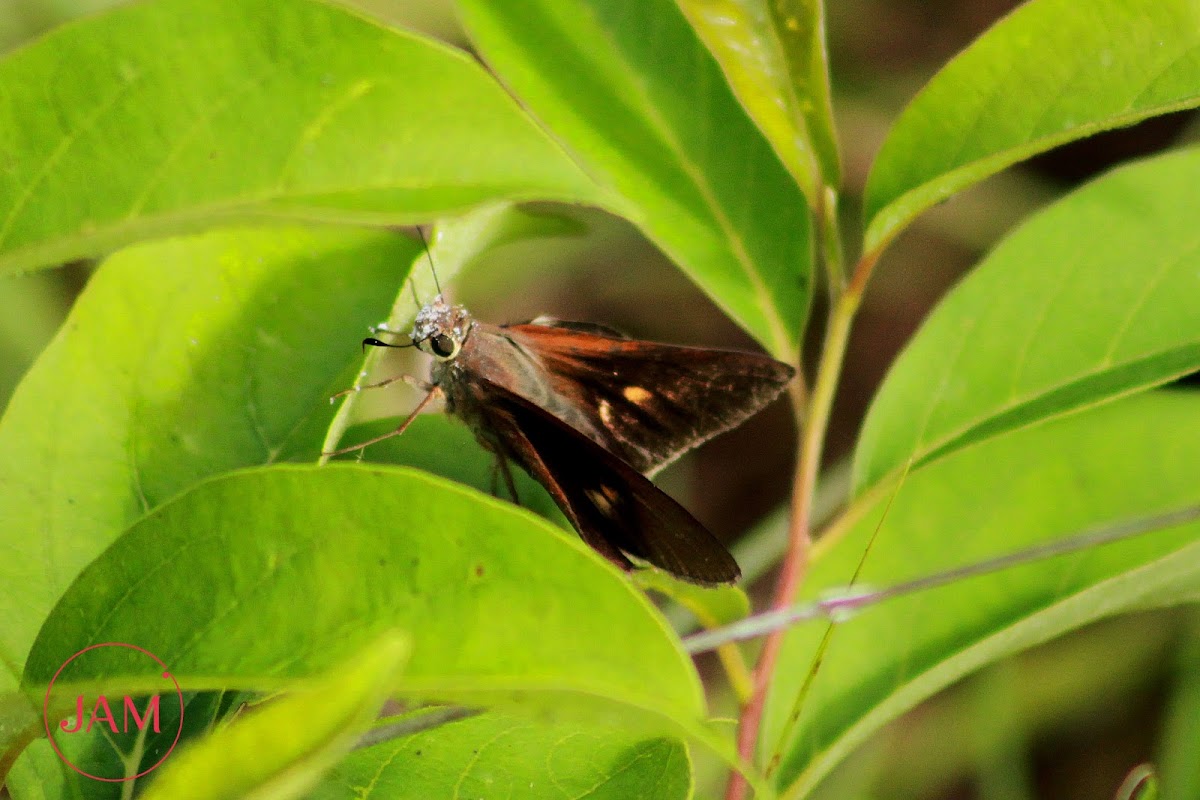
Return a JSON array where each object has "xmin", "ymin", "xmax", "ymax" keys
[{"xmin": 2, "ymin": 2, "xmax": 1197, "ymax": 798}]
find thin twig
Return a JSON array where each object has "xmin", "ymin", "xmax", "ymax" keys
[
  {"xmin": 353, "ymin": 707, "xmax": 481, "ymax": 751},
  {"xmin": 685, "ymin": 503, "xmax": 1200, "ymax": 654}
]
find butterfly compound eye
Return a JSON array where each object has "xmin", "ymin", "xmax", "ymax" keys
[{"xmin": 429, "ymin": 333, "xmax": 459, "ymax": 359}]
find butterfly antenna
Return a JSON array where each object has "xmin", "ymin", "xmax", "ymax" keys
[{"xmin": 415, "ymin": 227, "xmax": 443, "ymax": 296}]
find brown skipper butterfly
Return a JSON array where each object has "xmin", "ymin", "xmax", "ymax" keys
[{"xmin": 333, "ymin": 260, "xmax": 794, "ymax": 585}]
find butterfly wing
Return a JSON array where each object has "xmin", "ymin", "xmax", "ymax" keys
[
  {"xmin": 473, "ymin": 376, "xmax": 741, "ymax": 585},
  {"xmin": 500, "ymin": 322, "xmax": 795, "ymax": 475}
]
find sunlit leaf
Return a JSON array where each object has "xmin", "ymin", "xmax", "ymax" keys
[
  {"xmin": 0, "ymin": 227, "xmax": 418, "ymax": 696},
  {"xmin": 675, "ymin": 0, "xmax": 839, "ymax": 201},
  {"xmin": 312, "ymin": 709, "xmax": 691, "ymax": 800},
  {"xmin": 20, "ymin": 466, "xmax": 705, "ymax": 787},
  {"xmin": 767, "ymin": 392, "xmax": 1200, "ymax": 797},
  {"xmin": 0, "ymin": 0, "xmax": 604, "ymax": 275},
  {"xmin": 864, "ymin": 0, "xmax": 1200, "ymax": 255},
  {"xmin": 856, "ymin": 148, "xmax": 1200, "ymax": 493}
]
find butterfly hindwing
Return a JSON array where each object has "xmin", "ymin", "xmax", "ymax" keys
[{"xmin": 472, "ymin": 377, "xmax": 742, "ymax": 585}]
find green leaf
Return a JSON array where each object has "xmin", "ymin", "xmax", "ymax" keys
[
  {"xmin": 375, "ymin": 200, "xmax": 590, "ymax": 331},
  {"xmin": 2, "ymin": 741, "xmax": 72, "ymax": 800},
  {"xmin": 312, "ymin": 710, "xmax": 691, "ymax": 800},
  {"xmin": 636, "ymin": 570, "xmax": 750, "ymax": 629},
  {"xmin": 855, "ymin": 148, "xmax": 1200, "ymax": 494},
  {"xmin": 457, "ymin": 0, "xmax": 813, "ymax": 358},
  {"xmin": 0, "ymin": 690, "xmax": 39, "ymax": 785},
  {"xmin": 23, "ymin": 466, "xmax": 704, "ymax": 722},
  {"xmin": 0, "ymin": 227, "xmax": 418, "ymax": 693},
  {"xmin": 765, "ymin": 392, "xmax": 1200, "ymax": 798},
  {"xmin": 674, "ymin": 0, "xmax": 839, "ymax": 201},
  {"xmin": 0, "ymin": 0, "xmax": 604, "ymax": 275},
  {"xmin": 140, "ymin": 634, "xmax": 409, "ymax": 800},
  {"xmin": 858, "ymin": 616, "xmax": 1173, "ymax": 797},
  {"xmin": 863, "ymin": 0, "xmax": 1200, "ymax": 255}
]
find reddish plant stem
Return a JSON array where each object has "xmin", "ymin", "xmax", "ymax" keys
[{"xmin": 725, "ymin": 250, "xmax": 878, "ymax": 800}]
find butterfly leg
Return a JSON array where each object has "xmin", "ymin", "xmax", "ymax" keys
[
  {"xmin": 322, "ymin": 387, "xmax": 441, "ymax": 458},
  {"xmin": 330, "ymin": 373, "xmax": 432, "ymax": 402},
  {"xmin": 491, "ymin": 455, "xmax": 520, "ymax": 504}
]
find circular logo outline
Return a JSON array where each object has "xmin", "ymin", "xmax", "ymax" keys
[{"xmin": 42, "ymin": 642, "xmax": 185, "ymax": 782}]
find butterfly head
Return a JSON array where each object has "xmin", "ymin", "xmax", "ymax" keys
[{"xmin": 410, "ymin": 294, "xmax": 473, "ymax": 361}]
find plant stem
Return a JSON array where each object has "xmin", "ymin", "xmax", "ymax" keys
[
  {"xmin": 820, "ymin": 188, "xmax": 845, "ymax": 299},
  {"xmin": 725, "ymin": 243, "xmax": 878, "ymax": 800}
]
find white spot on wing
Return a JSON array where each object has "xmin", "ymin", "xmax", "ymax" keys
[{"xmin": 599, "ymin": 399, "xmax": 613, "ymax": 425}]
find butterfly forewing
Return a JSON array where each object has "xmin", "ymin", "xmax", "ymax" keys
[
  {"xmin": 468, "ymin": 377, "xmax": 742, "ymax": 585},
  {"xmin": 498, "ymin": 321, "xmax": 795, "ymax": 475}
]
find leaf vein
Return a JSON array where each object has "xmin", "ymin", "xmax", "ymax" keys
[
  {"xmin": 1100, "ymin": 233, "xmax": 1200, "ymax": 365},
  {"xmin": 0, "ymin": 81, "xmax": 136, "ymax": 249},
  {"xmin": 124, "ymin": 65, "xmax": 278, "ymax": 218},
  {"xmin": 1006, "ymin": 246, "xmax": 1088, "ymax": 401},
  {"xmin": 275, "ymin": 79, "xmax": 378, "ymax": 192}
]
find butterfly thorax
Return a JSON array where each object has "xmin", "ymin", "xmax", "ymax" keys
[{"xmin": 410, "ymin": 296, "xmax": 605, "ymax": 454}]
